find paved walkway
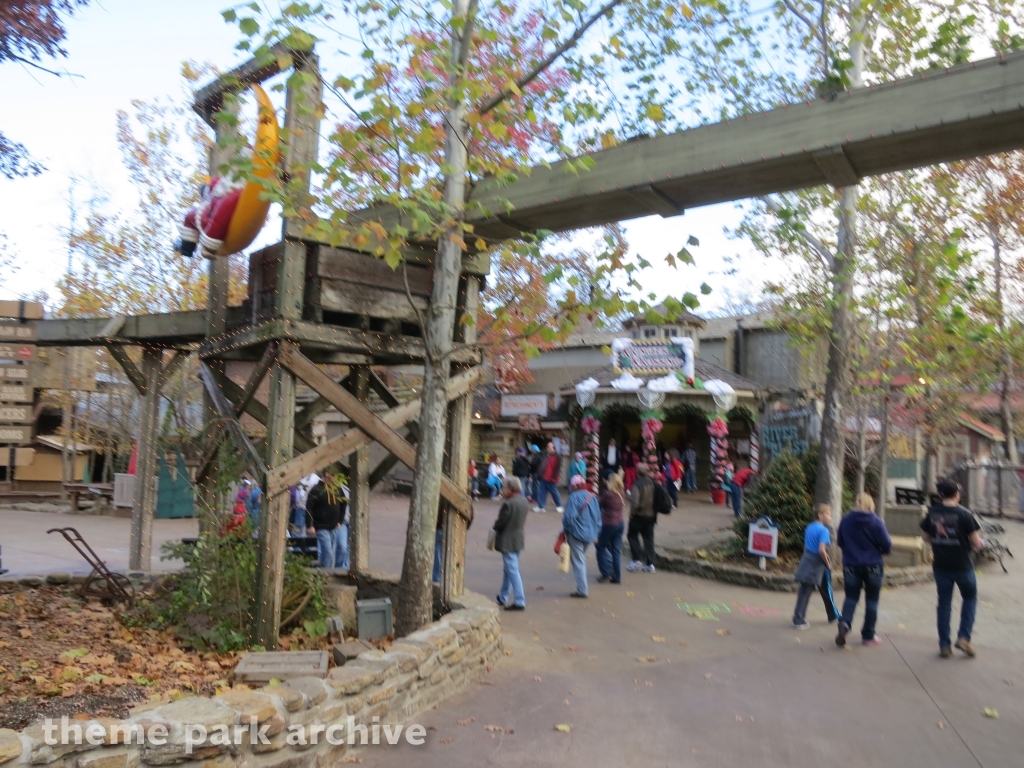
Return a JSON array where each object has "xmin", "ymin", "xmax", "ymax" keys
[{"xmin": 3, "ymin": 495, "xmax": 1022, "ymax": 766}]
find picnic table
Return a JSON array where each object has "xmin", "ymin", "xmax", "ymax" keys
[{"xmin": 64, "ymin": 482, "xmax": 115, "ymax": 513}]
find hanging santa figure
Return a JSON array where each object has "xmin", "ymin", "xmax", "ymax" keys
[{"xmin": 176, "ymin": 84, "xmax": 280, "ymax": 259}]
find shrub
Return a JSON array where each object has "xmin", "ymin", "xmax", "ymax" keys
[{"xmin": 734, "ymin": 448, "xmax": 812, "ymax": 552}]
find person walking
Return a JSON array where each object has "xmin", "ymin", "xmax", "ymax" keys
[
  {"xmin": 493, "ymin": 478, "xmax": 529, "ymax": 610},
  {"xmin": 486, "ymin": 455, "xmax": 506, "ymax": 499},
  {"xmin": 662, "ymin": 454, "xmax": 679, "ymax": 509},
  {"xmin": 835, "ymin": 493, "xmax": 892, "ymax": 647},
  {"xmin": 602, "ymin": 438, "xmax": 621, "ymax": 479},
  {"xmin": 570, "ymin": 452, "xmax": 587, "ymax": 483},
  {"xmin": 528, "ymin": 444, "xmax": 543, "ymax": 502},
  {"xmin": 596, "ymin": 473, "xmax": 626, "ymax": 584},
  {"xmin": 512, "ymin": 447, "xmax": 531, "ymax": 502},
  {"xmin": 792, "ymin": 504, "xmax": 840, "ymax": 629},
  {"xmin": 305, "ymin": 470, "xmax": 346, "ymax": 569},
  {"xmin": 622, "ymin": 444, "xmax": 638, "ymax": 491},
  {"xmin": 561, "ymin": 474, "xmax": 601, "ymax": 597},
  {"xmin": 626, "ymin": 464, "xmax": 658, "ymax": 573},
  {"xmin": 683, "ymin": 443, "xmax": 698, "ymax": 493},
  {"xmin": 921, "ymin": 478, "xmax": 983, "ymax": 658},
  {"xmin": 533, "ymin": 442, "xmax": 564, "ymax": 513},
  {"xmin": 731, "ymin": 466, "xmax": 755, "ymax": 517},
  {"xmin": 245, "ymin": 480, "xmax": 262, "ymax": 529}
]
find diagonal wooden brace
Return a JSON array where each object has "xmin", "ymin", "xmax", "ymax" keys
[
  {"xmin": 272, "ymin": 345, "xmax": 480, "ymax": 518},
  {"xmin": 199, "ymin": 362, "xmax": 269, "ymax": 478}
]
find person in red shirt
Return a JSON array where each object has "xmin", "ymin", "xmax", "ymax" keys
[
  {"xmin": 533, "ymin": 441, "xmax": 564, "ymax": 513},
  {"xmin": 731, "ymin": 466, "xmax": 756, "ymax": 517}
]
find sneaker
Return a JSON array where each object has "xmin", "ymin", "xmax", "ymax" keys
[
  {"xmin": 954, "ymin": 638, "xmax": 976, "ymax": 657},
  {"xmin": 939, "ymin": 646, "xmax": 953, "ymax": 658},
  {"xmin": 793, "ymin": 622, "xmax": 811, "ymax": 630},
  {"xmin": 835, "ymin": 622, "xmax": 850, "ymax": 647},
  {"xmin": 556, "ymin": 506, "xmax": 565, "ymax": 514},
  {"xmin": 570, "ymin": 592, "xmax": 587, "ymax": 598},
  {"xmin": 505, "ymin": 604, "xmax": 525, "ymax": 612},
  {"xmin": 862, "ymin": 636, "xmax": 884, "ymax": 647},
  {"xmin": 626, "ymin": 561, "xmax": 643, "ymax": 572},
  {"xmin": 643, "ymin": 564, "xmax": 656, "ymax": 573},
  {"xmin": 496, "ymin": 594, "xmax": 506, "ymax": 607},
  {"xmin": 596, "ymin": 575, "xmax": 610, "ymax": 583},
  {"xmin": 532, "ymin": 506, "xmax": 544, "ymax": 513}
]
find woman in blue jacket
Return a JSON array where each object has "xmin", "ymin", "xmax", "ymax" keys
[
  {"xmin": 836, "ymin": 493, "xmax": 893, "ymax": 647},
  {"xmin": 562, "ymin": 475, "xmax": 602, "ymax": 598}
]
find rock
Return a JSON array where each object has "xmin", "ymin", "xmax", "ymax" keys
[
  {"xmin": 18, "ymin": 576, "xmax": 43, "ymax": 587},
  {"xmin": 261, "ymin": 685, "xmax": 303, "ymax": 713},
  {"xmin": 380, "ymin": 651, "xmax": 419, "ymax": 674},
  {"xmin": 387, "ymin": 642, "xmax": 427, "ymax": 664},
  {"xmin": 45, "ymin": 572, "xmax": 71, "ymax": 585},
  {"xmin": 0, "ymin": 729, "xmax": 24, "ymax": 766},
  {"xmin": 444, "ymin": 647, "xmax": 466, "ymax": 665},
  {"xmin": 406, "ymin": 625, "xmax": 456, "ymax": 650},
  {"xmin": 344, "ymin": 657, "xmax": 398, "ymax": 685},
  {"xmin": 329, "ymin": 640, "xmax": 373, "ymax": 667},
  {"xmin": 324, "ymin": 667, "xmax": 375, "ymax": 696},
  {"xmin": 77, "ymin": 748, "xmax": 139, "ymax": 768},
  {"xmin": 364, "ymin": 685, "xmax": 396, "ymax": 705},
  {"xmin": 442, "ymin": 618, "xmax": 471, "ymax": 633},
  {"xmin": 286, "ymin": 707, "xmax": 320, "ymax": 729},
  {"xmin": 281, "ymin": 678, "xmax": 326, "ymax": 708},
  {"xmin": 22, "ymin": 722, "xmax": 100, "ymax": 764},
  {"xmin": 250, "ymin": 731, "xmax": 287, "ymax": 755},
  {"xmin": 154, "ymin": 699, "xmax": 238, "ymax": 731},
  {"xmin": 213, "ymin": 691, "xmax": 277, "ymax": 723}
]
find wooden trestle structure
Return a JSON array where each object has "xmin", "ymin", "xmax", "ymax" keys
[{"xmin": 32, "ymin": 46, "xmax": 1024, "ymax": 648}]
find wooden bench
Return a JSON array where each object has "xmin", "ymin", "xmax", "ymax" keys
[{"xmin": 63, "ymin": 483, "xmax": 115, "ymax": 513}]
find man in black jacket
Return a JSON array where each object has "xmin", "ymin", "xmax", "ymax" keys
[
  {"xmin": 512, "ymin": 447, "xmax": 532, "ymax": 501},
  {"xmin": 494, "ymin": 477, "xmax": 529, "ymax": 610},
  {"xmin": 627, "ymin": 464, "xmax": 657, "ymax": 573},
  {"xmin": 921, "ymin": 478, "xmax": 983, "ymax": 658},
  {"xmin": 305, "ymin": 469, "xmax": 348, "ymax": 569}
]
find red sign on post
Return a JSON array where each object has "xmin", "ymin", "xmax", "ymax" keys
[{"xmin": 747, "ymin": 517, "xmax": 779, "ymax": 559}]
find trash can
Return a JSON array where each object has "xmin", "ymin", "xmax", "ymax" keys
[{"xmin": 356, "ymin": 597, "xmax": 394, "ymax": 640}]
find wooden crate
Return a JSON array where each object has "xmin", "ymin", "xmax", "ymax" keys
[{"xmin": 233, "ymin": 650, "xmax": 329, "ymax": 684}]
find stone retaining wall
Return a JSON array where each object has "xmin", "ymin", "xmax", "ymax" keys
[
  {"xmin": 656, "ymin": 552, "xmax": 935, "ymax": 591},
  {"xmin": 0, "ymin": 591, "xmax": 502, "ymax": 768}
]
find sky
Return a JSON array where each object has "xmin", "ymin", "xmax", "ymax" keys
[{"xmin": 0, "ymin": 0, "xmax": 779, "ymax": 317}]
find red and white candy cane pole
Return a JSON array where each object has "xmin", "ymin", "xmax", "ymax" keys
[{"xmin": 749, "ymin": 424, "xmax": 760, "ymax": 471}]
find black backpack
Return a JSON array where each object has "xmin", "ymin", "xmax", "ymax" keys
[{"xmin": 654, "ymin": 483, "xmax": 672, "ymax": 515}]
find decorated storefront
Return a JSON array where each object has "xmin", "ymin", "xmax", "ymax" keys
[{"xmin": 562, "ymin": 337, "xmax": 765, "ymax": 499}]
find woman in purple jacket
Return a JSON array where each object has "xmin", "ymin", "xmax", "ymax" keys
[{"xmin": 835, "ymin": 493, "xmax": 893, "ymax": 647}]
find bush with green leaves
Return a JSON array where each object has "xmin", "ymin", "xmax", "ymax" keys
[
  {"xmin": 734, "ymin": 448, "xmax": 813, "ymax": 553},
  {"xmin": 155, "ymin": 521, "xmax": 327, "ymax": 652}
]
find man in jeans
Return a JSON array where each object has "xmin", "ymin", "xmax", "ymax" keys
[
  {"xmin": 683, "ymin": 443, "xmax": 698, "ymax": 493},
  {"xmin": 626, "ymin": 464, "xmax": 657, "ymax": 572},
  {"xmin": 921, "ymin": 478, "xmax": 983, "ymax": 658},
  {"xmin": 305, "ymin": 469, "xmax": 347, "ymax": 569},
  {"xmin": 533, "ymin": 441, "xmax": 563, "ymax": 513},
  {"xmin": 493, "ymin": 478, "xmax": 529, "ymax": 610},
  {"xmin": 835, "ymin": 493, "xmax": 892, "ymax": 647}
]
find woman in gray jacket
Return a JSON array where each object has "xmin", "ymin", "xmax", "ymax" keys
[{"xmin": 494, "ymin": 477, "xmax": 529, "ymax": 611}]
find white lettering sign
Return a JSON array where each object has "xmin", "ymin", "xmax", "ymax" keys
[{"xmin": 500, "ymin": 394, "xmax": 548, "ymax": 417}]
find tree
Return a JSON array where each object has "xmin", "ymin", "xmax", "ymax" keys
[
  {"xmin": 229, "ymin": 0, "xmax": 717, "ymax": 635},
  {"xmin": 734, "ymin": 448, "xmax": 811, "ymax": 553},
  {"xmin": 0, "ymin": 1, "xmax": 89, "ymax": 178}
]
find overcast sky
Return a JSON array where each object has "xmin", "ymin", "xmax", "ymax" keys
[{"xmin": 0, "ymin": 0, "xmax": 778, "ymax": 316}]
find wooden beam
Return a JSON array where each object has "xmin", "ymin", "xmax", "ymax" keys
[
  {"xmin": 368, "ymin": 428, "xmax": 418, "ymax": 489},
  {"xmin": 812, "ymin": 146, "xmax": 860, "ymax": 187},
  {"xmin": 129, "ymin": 348, "xmax": 161, "ymax": 571},
  {"xmin": 348, "ymin": 367, "xmax": 371, "ymax": 574},
  {"xmin": 275, "ymin": 344, "xmax": 474, "ymax": 515},
  {"xmin": 199, "ymin": 362, "xmax": 269, "ymax": 477},
  {"xmin": 36, "ymin": 309, "xmax": 246, "ymax": 347},
  {"xmin": 235, "ymin": 342, "xmax": 279, "ymax": 417},
  {"xmin": 266, "ymin": 365, "xmax": 481, "ymax": 495},
  {"xmin": 105, "ymin": 344, "xmax": 147, "ymax": 396},
  {"xmin": 627, "ymin": 184, "xmax": 684, "ymax": 217},
  {"xmin": 211, "ymin": 366, "xmax": 316, "ymax": 452},
  {"xmin": 192, "ymin": 42, "xmax": 297, "ymax": 126}
]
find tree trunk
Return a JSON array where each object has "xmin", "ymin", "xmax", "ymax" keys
[
  {"xmin": 854, "ymin": 397, "xmax": 867, "ymax": 499},
  {"xmin": 876, "ymin": 384, "xmax": 890, "ymax": 521},
  {"xmin": 395, "ymin": 0, "xmax": 471, "ymax": 638},
  {"xmin": 991, "ymin": 232, "xmax": 1018, "ymax": 463},
  {"xmin": 813, "ymin": 3, "xmax": 864, "ymax": 526}
]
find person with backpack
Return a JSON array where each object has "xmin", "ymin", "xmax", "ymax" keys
[
  {"xmin": 561, "ymin": 474, "xmax": 602, "ymax": 597},
  {"xmin": 626, "ymin": 464, "xmax": 660, "ymax": 573}
]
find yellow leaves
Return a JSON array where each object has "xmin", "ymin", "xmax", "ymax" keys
[
  {"xmin": 600, "ymin": 132, "xmax": 618, "ymax": 149},
  {"xmin": 681, "ymin": 3, "xmax": 695, "ymax": 20},
  {"xmin": 59, "ymin": 666, "xmax": 84, "ymax": 682},
  {"xmin": 554, "ymin": 724, "xmax": 572, "ymax": 733},
  {"xmin": 651, "ymin": 636, "xmax": 666, "ymax": 643},
  {"xmin": 58, "ymin": 648, "xmax": 90, "ymax": 661},
  {"xmin": 637, "ymin": 656, "xmax": 657, "ymax": 663}
]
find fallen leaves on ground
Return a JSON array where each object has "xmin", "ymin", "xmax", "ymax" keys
[
  {"xmin": 983, "ymin": 708, "xmax": 999, "ymax": 718},
  {"xmin": 651, "ymin": 636, "xmax": 665, "ymax": 643},
  {"xmin": 458, "ymin": 717, "xmax": 476, "ymax": 726},
  {"xmin": 484, "ymin": 725, "xmax": 514, "ymax": 733},
  {"xmin": 554, "ymin": 724, "xmax": 571, "ymax": 733},
  {"xmin": 0, "ymin": 584, "xmax": 241, "ymax": 729},
  {"xmin": 534, "ymin": 676, "xmax": 542, "ymax": 682},
  {"xmin": 564, "ymin": 645, "xmax": 579, "ymax": 652},
  {"xmin": 717, "ymin": 629, "xmax": 731, "ymax": 636},
  {"xmin": 637, "ymin": 656, "xmax": 657, "ymax": 663}
]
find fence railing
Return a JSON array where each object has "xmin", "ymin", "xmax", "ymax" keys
[{"xmin": 953, "ymin": 461, "xmax": 1023, "ymax": 519}]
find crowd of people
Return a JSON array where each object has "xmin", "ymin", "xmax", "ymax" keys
[{"xmin": 487, "ymin": 440, "xmax": 985, "ymax": 659}]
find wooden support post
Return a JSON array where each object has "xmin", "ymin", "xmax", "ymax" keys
[
  {"xmin": 442, "ymin": 275, "xmax": 480, "ymax": 600},
  {"xmin": 348, "ymin": 367, "xmax": 371, "ymax": 573},
  {"xmin": 254, "ymin": 356, "xmax": 296, "ymax": 650},
  {"xmin": 129, "ymin": 348, "xmax": 162, "ymax": 571}
]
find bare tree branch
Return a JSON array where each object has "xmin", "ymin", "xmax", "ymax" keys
[
  {"xmin": 478, "ymin": 0, "xmax": 624, "ymax": 115},
  {"xmin": 762, "ymin": 195, "xmax": 836, "ymax": 272}
]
